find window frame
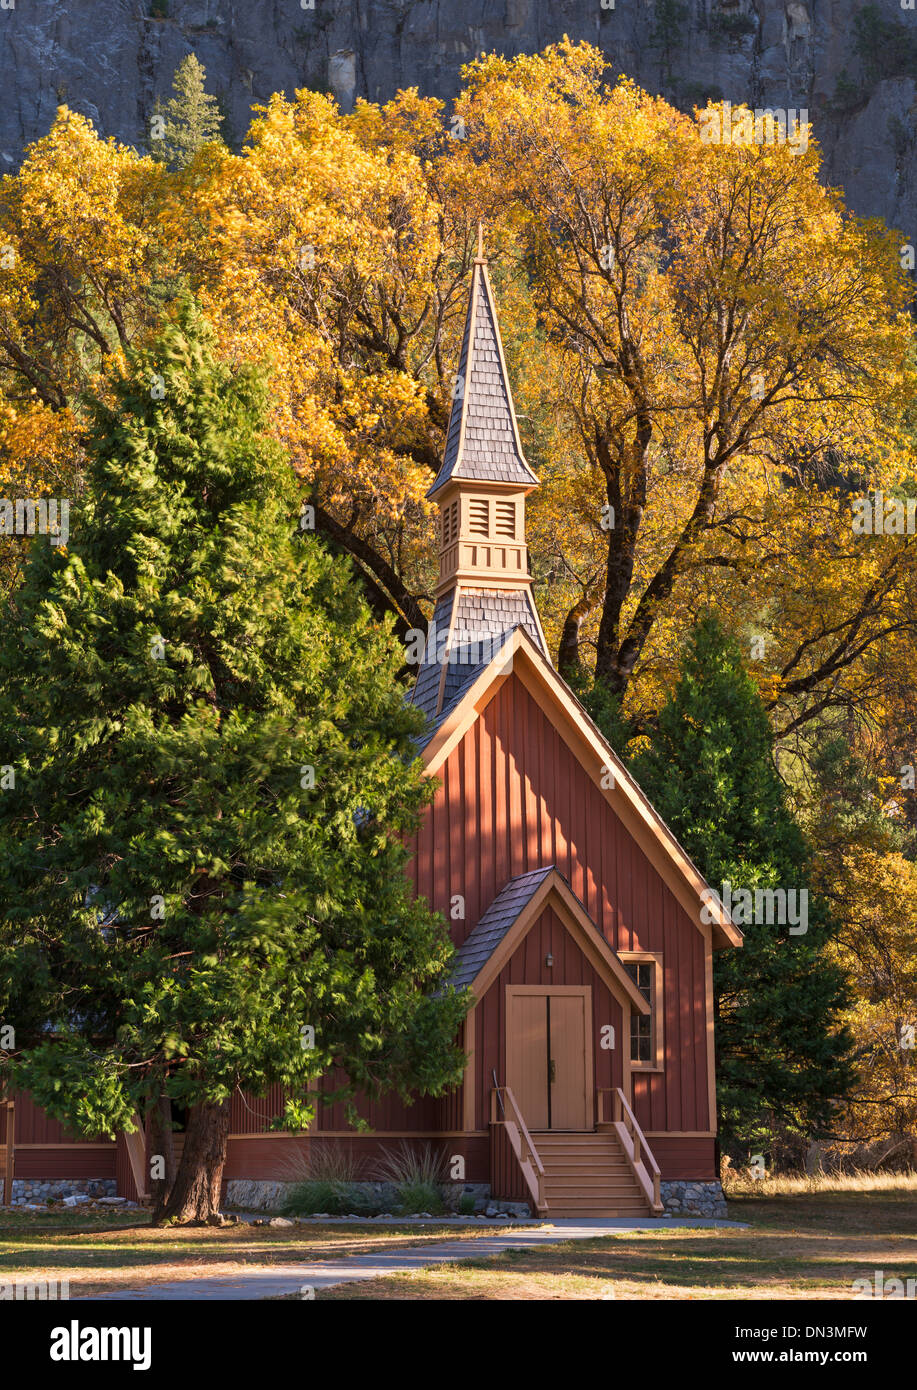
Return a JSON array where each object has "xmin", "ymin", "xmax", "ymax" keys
[{"xmin": 619, "ymin": 950, "xmax": 664, "ymax": 1072}]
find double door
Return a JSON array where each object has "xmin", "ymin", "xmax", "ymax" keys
[{"xmin": 506, "ymin": 986, "xmax": 592, "ymax": 1130}]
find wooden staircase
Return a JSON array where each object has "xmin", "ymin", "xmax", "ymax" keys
[
  {"xmin": 533, "ymin": 1130, "xmax": 652, "ymax": 1217},
  {"xmin": 489, "ymin": 1085, "xmax": 664, "ymax": 1219}
]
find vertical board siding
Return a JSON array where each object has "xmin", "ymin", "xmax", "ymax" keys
[
  {"xmin": 410, "ymin": 674, "xmax": 712, "ymax": 1135},
  {"xmin": 489, "ymin": 1121, "xmax": 532, "ymax": 1203},
  {"xmin": 11, "ymin": 1091, "xmax": 107, "ymax": 1145}
]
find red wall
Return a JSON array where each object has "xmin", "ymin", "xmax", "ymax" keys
[{"xmin": 408, "ymin": 673, "xmax": 712, "ymax": 1135}]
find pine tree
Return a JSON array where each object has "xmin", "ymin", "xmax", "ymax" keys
[
  {"xmin": 0, "ymin": 298, "xmax": 466, "ymax": 1224},
  {"xmin": 156, "ymin": 54, "xmax": 223, "ymax": 169},
  {"xmin": 629, "ymin": 616, "xmax": 853, "ymax": 1156}
]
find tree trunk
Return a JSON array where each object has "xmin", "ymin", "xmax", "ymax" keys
[
  {"xmin": 147, "ymin": 1093, "xmax": 177, "ymax": 1224},
  {"xmin": 557, "ymin": 593, "xmax": 599, "ymax": 682},
  {"xmin": 805, "ymin": 1140, "xmax": 824, "ymax": 1177},
  {"xmin": 156, "ymin": 1100, "xmax": 231, "ymax": 1226}
]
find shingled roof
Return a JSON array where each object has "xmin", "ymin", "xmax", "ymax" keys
[
  {"xmin": 409, "ymin": 586, "xmax": 546, "ymax": 746},
  {"xmin": 447, "ymin": 865, "xmax": 654, "ymax": 1008},
  {"xmin": 448, "ymin": 866, "xmax": 556, "ymax": 991},
  {"xmin": 427, "ymin": 260, "xmax": 540, "ymax": 499}
]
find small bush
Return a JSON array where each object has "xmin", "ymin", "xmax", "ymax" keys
[
  {"xmin": 711, "ymin": 11, "xmax": 757, "ymax": 44},
  {"xmin": 394, "ymin": 1179, "xmax": 446, "ymax": 1216},
  {"xmin": 831, "ymin": 69, "xmax": 864, "ymax": 115},
  {"xmin": 458, "ymin": 1193, "xmax": 476, "ymax": 1216},
  {"xmin": 281, "ymin": 1180, "xmax": 379, "ymax": 1217},
  {"xmin": 679, "ymin": 81, "xmax": 725, "ymax": 109},
  {"xmin": 277, "ymin": 1143, "xmax": 377, "ymax": 1216},
  {"xmin": 373, "ymin": 1141, "xmax": 449, "ymax": 1214},
  {"xmin": 277, "ymin": 1142, "xmax": 364, "ymax": 1186},
  {"xmin": 853, "ymin": 4, "xmax": 917, "ymax": 84}
]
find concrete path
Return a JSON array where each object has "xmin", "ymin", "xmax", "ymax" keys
[{"xmin": 82, "ymin": 1217, "xmax": 746, "ymax": 1301}]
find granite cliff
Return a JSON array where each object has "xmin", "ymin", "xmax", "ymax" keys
[{"xmin": 0, "ymin": 0, "xmax": 914, "ymax": 235}]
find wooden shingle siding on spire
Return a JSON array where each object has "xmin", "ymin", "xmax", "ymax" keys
[{"xmin": 428, "ymin": 262, "xmax": 539, "ymax": 498}]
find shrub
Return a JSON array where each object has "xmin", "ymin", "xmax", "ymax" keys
[
  {"xmin": 853, "ymin": 4, "xmax": 917, "ymax": 84},
  {"xmin": 831, "ymin": 69, "xmax": 864, "ymax": 115},
  {"xmin": 373, "ymin": 1141, "xmax": 449, "ymax": 1215},
  {"xmin": 277, "ymin": 1144, "xmax": 378, "ymax": 1217},
  {"xmin": 281, "ymin": 1181, "xmax": 378, "ymax": 1217},
  {"xmin": 711, "ymin": 11, "xmax": 757, "ymax": 44}
]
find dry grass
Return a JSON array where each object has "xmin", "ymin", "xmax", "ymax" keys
[
  {"xmin": 6, "ymin": 1180, "xmax": 915, "ymax": 1301},
  {"xmin": 316, "ymin": 1188, "xmax": 917, "ymax": 1300},
  {"xmin": 723, "ymin": 1168, "xmax": 917, "ymax": 1197}
]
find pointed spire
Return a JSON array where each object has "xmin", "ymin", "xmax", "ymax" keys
[
  {"xmin": 410, "ymin": 256, "xmax": 551, "ymax": 732},
  {"xmin": 427, "ymin": 257, "xmax": 539, "ymax": 500}
]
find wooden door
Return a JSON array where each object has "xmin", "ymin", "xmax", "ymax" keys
[
  {"xmin": 507, "ymin": 993, "xmax": 549, "ymax": 1129},
  {"xmin": 506, "ymin": 988, "xmax": 592, "ymax": 1131},
  {"xmin": 549, "ymin": 995, "xmax": 589, "ymax": 1129}
]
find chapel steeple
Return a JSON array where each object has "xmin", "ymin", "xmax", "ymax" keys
[
  {"xmin": 427, "ymin": 238, "xmax": 540, "ymax": 594},
  {"xmin": 411, "ymin": 240, "xmax": 549, "ymax": 730}
]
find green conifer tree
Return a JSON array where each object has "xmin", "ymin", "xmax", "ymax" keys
[
  {"xmin": 155, "ymin": 54, "xmax": 223, "ymax": 169},
  {"xmin": 0, "ymin": 299, "xmax": 466, "ymax": 1224},
  {"xmin": 629, "ymin": 616, "xmax": 853, "ymax": 1155}
]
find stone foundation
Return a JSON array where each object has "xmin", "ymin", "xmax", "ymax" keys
[
  {"xmin": 660, "ymin": 1179, "xmax": 728, "ymax": 1218},
  {"xmin": 9, "ymin": 1178, "xmax": 116, "ymax": 1206}
]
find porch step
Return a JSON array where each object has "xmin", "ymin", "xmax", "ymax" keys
[{"xmin": 527, "ymin": 1129, "xmax": 656, "ymax": 1219}]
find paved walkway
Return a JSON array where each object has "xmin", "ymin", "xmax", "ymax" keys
[{"xmin": 83, "ymin": 1217, "xmax": 746, "ymax": 1301}]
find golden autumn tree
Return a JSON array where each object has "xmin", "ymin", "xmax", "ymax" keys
[
  {"xmin": 803, "ymin": 738, "xmax": 917, "ymax": 1159},
  {"xmin": 450, "ymin": 41, "xmax": 913, "ymax": 729},
  {"xmin": 162, "ymin": 88, "xmax": 475, "ymax": 637},
  {"xmin": 0, "ymin": 108, "xmax": 168, "ymax": 593},
  {"xmin": 1, "ymin": 50, "xmax": 915, "ymax": 749}
]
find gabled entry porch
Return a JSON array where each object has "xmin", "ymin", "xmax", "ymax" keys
[{"xmin": 446, "ymin": 865, "xmax": 663, "ymax": 1217}]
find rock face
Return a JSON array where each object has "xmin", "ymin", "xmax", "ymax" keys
[{"xmin": 0, "ymin": 1, "xmax": 914, "ymax": 233}]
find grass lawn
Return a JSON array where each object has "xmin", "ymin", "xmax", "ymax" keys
[
  {"xmin": 315, "ymin": 1189, "xmax": 917, "ymax": 1300},
  {"xmin": 3, "ymin": 1185, "xmax": 915, "ymax": 1300},
  {"xmin": 0, "ymin": 1211, "xmax": 519, "ymax": 1299}
]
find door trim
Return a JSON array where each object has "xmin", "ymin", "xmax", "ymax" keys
[{"xmin": 505, "ymin": 986, "xmax": 594, "ymax": 1130}]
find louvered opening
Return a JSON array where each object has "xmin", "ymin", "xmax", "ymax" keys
[
  {"xmin": 442, "ymin": 501, "xmax": 459, "ymax": 545},
  {"xmin": 495, "ymin": 501, "xmax": 516, "ymax": 538},
  {"xmin": 469, "ymin": 499, "xmax": 490, "ymax": 535}
]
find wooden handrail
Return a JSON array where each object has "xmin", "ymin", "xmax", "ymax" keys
[
  {"xmin": 502, "ymin": 1087, "xmax": 545, "ymax": 1177},
  {"xmin": 124, "ymin": 1114, "xmax": 149, "ymax": 1200},
  {"xmin": 611, "ymin": 1087, "xmax": 663, "ymax": 1213},
  {"xmin": 0, "ymin": 1097, "xmax": 14, "ymax": 1206},
  {"xmin": 490, "ymin": 1085, "xmax": 547, "ymax": 1213}
]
